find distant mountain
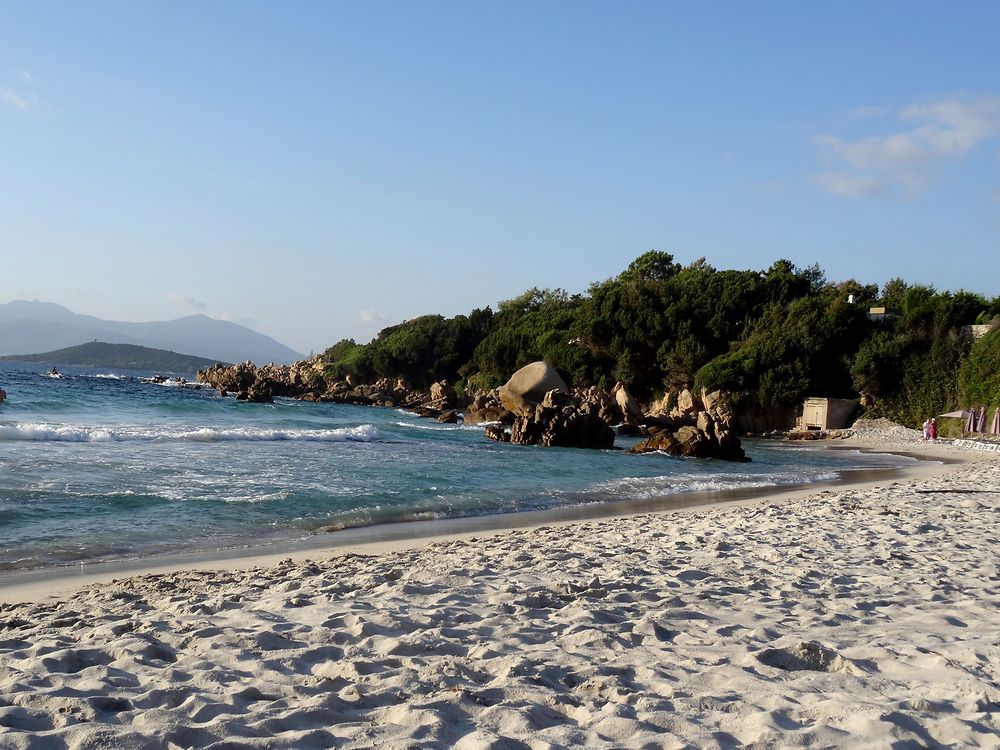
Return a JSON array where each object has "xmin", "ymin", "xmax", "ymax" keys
[
  {"xmin": 0, "ymin": 342, "xmax": 224, "ymax": 374},
  {"xmin": 0, "ymin": 301, "xmax": 303, "ymax": 364}
]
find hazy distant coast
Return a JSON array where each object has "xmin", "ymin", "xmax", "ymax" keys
[{"xmin": 0, "ymin": 300, "xmax": 302, "ymax": 365}]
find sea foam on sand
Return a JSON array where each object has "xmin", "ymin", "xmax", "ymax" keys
[{"xmin": 0, "ymin": 440, "xmax": 998, "ymax": 749}]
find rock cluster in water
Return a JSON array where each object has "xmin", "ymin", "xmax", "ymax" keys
[
  {"xmin": 199, "ymin": 360, "xmax": 433, "ymax": 408},
  {"xmin": 197, "ymin": 359, "xmax": 747, "ymax": 460},
  {"xmin": 486, "ymin": 387, "xmax": 616, "ymax": 450},
  {"xmin": 626, "ymin": 388, "xmax": 748, "ymax": 462}
]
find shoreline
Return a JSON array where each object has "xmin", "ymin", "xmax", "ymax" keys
[
  {"xmin": 0, "ymin": 435, "xmax": 995, "ymax": 748},
  {"xmin": 0, "ymin": 439, "xmax": 958, "ymax": 605}
]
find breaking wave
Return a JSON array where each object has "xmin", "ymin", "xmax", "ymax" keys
[{"xmin": 0, "ymin": 423, "xmax": 379, "ymax": 443}]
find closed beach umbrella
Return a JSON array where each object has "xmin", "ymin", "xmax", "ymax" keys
[
  {"xmin": 978, "ymin": 406, "xmax": 987, "ymax": 433},
  {"xmin": 992, "ymin": 407, "xmax": 1000, "ymax": 436},
  {"xmin": 965, "ymin": 409, "xmax": 975, "ymax": 433}
]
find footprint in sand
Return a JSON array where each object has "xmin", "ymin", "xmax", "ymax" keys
[{"xmin": 756, "ymin": 640, "xmax": 865, "ymax": 675}]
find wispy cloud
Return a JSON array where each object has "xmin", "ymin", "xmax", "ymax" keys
[
  {"xmin": 0, "ymin": 85, "xmax": 31, "ymax": 110},
  {"xmin": 845, "ymin": 104, "xmax": 891, "ymax": 121},
  {"xmin": 813, "ymin": 95, "xmax": 1000, "ymax": 198},
  {"xmin": 812, "ymin": 172, "xmax": 884, "ymax": 197},
  {"xmin": 168, "ymin": 293, "xmax": 208, "ymax": 310},
  {"xmin": 359, "ymin": 309, "xmax": 393, "ymax": 327}
]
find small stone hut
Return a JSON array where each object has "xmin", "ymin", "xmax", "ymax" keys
[{"xmin": 797, "ymin": 397, "xmax": 859, "ymax": 431}]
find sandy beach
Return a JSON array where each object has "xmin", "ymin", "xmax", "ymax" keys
[{"xmin": 1, "ymin": 435, "xmax": 998, "ymax": 749}]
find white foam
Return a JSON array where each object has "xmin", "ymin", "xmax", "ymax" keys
[
  {"xmin": 393, "ymin": 421, "xmax": 464, "ymax": 432},
  {"xmin": 590, "ymin": 469, "xmax": 839, "ymax": 500},
  {"xmin": 0, "ymin": 424, "xmax": 114, "ymax": 442},
  {"xmin": 394, "ymin": 420, "xmax": 492, "ymax": 432},
  {"xmin": 175, "ymin": 424, "xmax": 379, "ymax": 442},
  {"xmin": 0, "ymin": 422, "xmax": 379, "ymax": 444}
]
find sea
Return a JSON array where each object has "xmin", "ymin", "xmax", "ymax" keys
[{"xmin": 0, "ymin": 360, "xmax": 918, "ymax": 575}]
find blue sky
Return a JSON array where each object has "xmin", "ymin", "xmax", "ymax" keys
[{"xmin": 2, "ymin": 2, "xmax": 998, "ymax": 354}]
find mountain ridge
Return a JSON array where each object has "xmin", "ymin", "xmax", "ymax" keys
[{"xmin": 0, "ymin": 301, "xmax": 303, "ymax": 364}]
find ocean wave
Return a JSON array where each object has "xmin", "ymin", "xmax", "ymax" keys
[
  {"xmin": 0, "ymin": 424, "xmax": 115, "ymax": 442},
  {"xmin": 92, "ymin": 373, "xmax": 125, "ymax": 380},
  {"xmin": 176, "ymin": 425, "xmax": 378, "ymax": 442},
  {"xmin": 0, "ymin": 422, "xmax": 379, "ymax": 444},
  {"xmin": 143, "ymin": 379, "xmax": 210, "ymax": 389},
  {"xmin": 589, "ymin": 469, "xmax": 839, "ymax": 500},
  {"xmin": 393, "ymin": 421, "xmax": 465, "ymax": 432},
  {"xmin": 394, "ymin": 420, "xmax": 490, "ymax": 432}
]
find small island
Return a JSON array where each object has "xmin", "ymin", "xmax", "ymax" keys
[{"xmin": 0, "ymin": 341, "xmax": 226, "ymax": 375}]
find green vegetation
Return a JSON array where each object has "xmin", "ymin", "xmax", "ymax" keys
[
  {"xmin": 324, "ymin": 310, "xmax": 493, "ymax": 388},
  {"xmin": 960, "ymin": 327, "xmax": 1000, "ymax": 408},
  {"xmin": 319, "ymin": 252, "xmax": 998, "ymax": 428},
  {"xmin": 0, "ymin": 342, "xmax": 224, "ymax": 374}
]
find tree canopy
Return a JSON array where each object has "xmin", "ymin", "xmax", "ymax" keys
[{"xmin": 320, "ymin": 252, "xmax": 998, "ymax": 426}]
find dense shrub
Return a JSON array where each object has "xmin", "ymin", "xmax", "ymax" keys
[
  {"xmin": 960, "ymin": 327, "xmax": 1000, "ymax": 407},
  {"xmin": 318, "ymin": 253, "xmax": 996, "ymax": 423}
]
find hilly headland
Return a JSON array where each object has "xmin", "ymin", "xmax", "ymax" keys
[
  {"xmin": 198, "ymin": 252, "xmax": 1000, "ymax": 441},
  {"xmin": 0, "ymin": 342, "xmax": 224, "ymax": 375}
]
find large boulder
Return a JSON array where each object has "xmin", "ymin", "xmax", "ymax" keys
[
  {"xmin": 671, "ymin": 388, "xmax": 699, "ymax": 419},
  {"xmin": 611, "ymin": 382, "xmax": 643, "ymax": 425},
  {"xmin": 236, "ymin": 384, "xmax": 274, "ymax": 403},
  {"xmin": 498, "ymin": 362, "xmax": 570, "ymax": 418}
]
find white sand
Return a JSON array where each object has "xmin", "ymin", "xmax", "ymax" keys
[{"xmin": 1, "ymin": 438, "xmax": 998, "ymax": 749}]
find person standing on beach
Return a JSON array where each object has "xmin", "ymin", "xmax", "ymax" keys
[
  {"xmin": 929, "ymin": 418, "xmax": 938, "ymax": 441},
  {"xmin": 922, "ymin": 418, "xmax": 931, "ymax": 441}
]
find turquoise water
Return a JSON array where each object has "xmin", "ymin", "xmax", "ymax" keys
[{"xmin": 0, "ymin": 361, "xmax": 914, "ymax": 572}]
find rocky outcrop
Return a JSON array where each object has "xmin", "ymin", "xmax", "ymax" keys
[
  {"xmin": 462, "ymin": 391, "xmax": 512, "ymax": 425},
  {"xmin": 429, "ymin": 381, "xmax": 458, "ymax": 408},
  {"xmin": 673, "ymin": 388, "xmax": 698, "ymax": 419},
  {"xmin": 628, "ymin": 388, "xmax": 748, "ymax": 461},
  {"xmin": 484, "ymin": 363, "xmax": 615, "ymax": 449},
  {"xmin": 646, "ymin": 391, "xmax": 675, "ymax": 418},
  {"xmin": 487, "ymin": 388, "xmax": 615, "ymax": 449},
  {"xmin": 628, "ymin": 418, "xmax": 747, "ymax": 461},
  {"xmin": 197, "ymin": 358, "xmax": 749, "ymax": 459},
  {"xmin": 498, "ymin": 362, "xmax": 570, "ymax": 417},
  {"xmin": 576, "ymin": 385, "xmax": 623, "ymax": 425},
  {"xmin": 199, "ymin": 359, "xmax": 329, "ymax": 401},
  {"xmin": 236, "ymin": 384, "xmax": 274, "ymax": 403},
  {"xmin": 197, "ymin": 360, "xmax": 432, "ymax": 409}
]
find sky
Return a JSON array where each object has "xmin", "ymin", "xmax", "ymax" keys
[{"xmin": 2, "ymin": 2, "xmax": 999, "ymax": 355}]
